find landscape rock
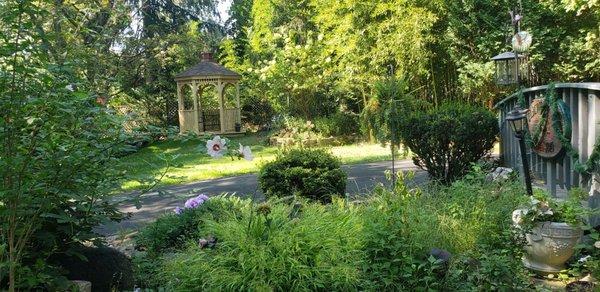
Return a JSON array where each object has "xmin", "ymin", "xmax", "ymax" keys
[
  {"xmin": 429, "ymin": 248, "xmax": 452, "ymax": 263},
  {"xmin": 53, "ymin": 246, "xmax": 134, "ymax": 292},
  {"xmin": 429, "ymin": 248, "xmax": 452, "ymax": 277},
  {"xmin": 486, "ymin": 167, "xmax": 514, "ymax": 182},
  {"xmin": 71, "ymin": 280, "xmax": 92, "ymax": 292},
  {"xmin": 198, "ymin": 235, "xmax": 217, "ymax": 249}
]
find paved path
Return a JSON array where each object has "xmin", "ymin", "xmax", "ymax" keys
[{"xmin": 98, "ymin": 159, "xmax": 427, "ymax": 235}]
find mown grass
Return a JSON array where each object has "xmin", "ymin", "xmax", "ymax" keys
[{"xmin": 119, "ymin": 134, "xmax": 393, "ymax": 190}]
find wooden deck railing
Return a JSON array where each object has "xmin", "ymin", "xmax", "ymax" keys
[{"xmin": 495, "ymin": 83, "xmax": 600, "ymax": 198}]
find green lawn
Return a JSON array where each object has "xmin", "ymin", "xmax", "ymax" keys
[{"xmin": 119, "ymin": 134, "xmax": 394, "ymax": 190}]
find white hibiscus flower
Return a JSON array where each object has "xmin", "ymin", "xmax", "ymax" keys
[
  {"xmin": 206, "ymin": 136, "xmax": 227, "ymax": 158},
  {"xmin": 578, "ymin": 255, "xmax": 591, "ymax": 263},
  {"xmin": 239, "ymin": 143, "xmax": 253, "ymax": 161}
]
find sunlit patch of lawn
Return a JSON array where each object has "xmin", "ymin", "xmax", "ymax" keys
[{"xmin": 119, "ymin": 134, "xmax": 394, "ymax": 190}]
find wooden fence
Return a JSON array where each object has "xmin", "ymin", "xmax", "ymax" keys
[{"xmin": 495, "ymin": 83, "xmax": 600, "ymax": 224}]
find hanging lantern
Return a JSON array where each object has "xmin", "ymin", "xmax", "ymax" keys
[{"xmin": 491, "ymin": 51, "xmax": 526, "ymax": 85}]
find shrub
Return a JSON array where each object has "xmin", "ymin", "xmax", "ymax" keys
[
  {"xmin": 360, "ymin": 169, "xmax": 530, "ymax": 290},
  {"xmin": 132, "ymin": 196, "xmax": 244, "ymax": 289},
  {"xmin": 162, "ymin": 198, "xmax": 364, "ymax": 291},
  {"xmin": 314, "ymin": 111, "xmax": 359, "ymax": 137},
  {"xmin": 398, "ymin": 103, "xmax": 498, "ymax": 184},
  {"xmin": 0, "ymin": 52, "xmax": 139, "ymax": 290},
  {"xmin": 52, "ymin": 246, "xmax": 134, "ymax": 292},
  {"xmin": 134, "ymin": 195, "xmax": 241, "ymax": 255},
  {"xmin": 270, "ymin": 116, "xmax": 325, "ymax": 145},
  {"xmin": 241, "ymin": 95, "xmax": 275, "ymax": 129},
  {"xmin": 445, "ymin": 249, "xmax": 531, "ymax": 291},
  {"xmin": 258, "ymin": 148, "xmax": 347, "ymax": 203}
]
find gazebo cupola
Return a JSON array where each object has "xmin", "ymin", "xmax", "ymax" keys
[{"xmin": 174, "ymin": 51, "xmax": 242, "ymax": 134}]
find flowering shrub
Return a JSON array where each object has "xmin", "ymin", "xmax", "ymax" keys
[
  {"xmin": 205, "ymin": 135, "xmax": 253, "ymax": 160},
  {"xmin": 269, "ymin": 116, "xmax": 328, "ymax": 146},
  {"xmin": 172, "ymin": 194, "xmax": 210, "ymax": 215},
  {"xmin": 206, "ymin": 136, "xmax": 227, "ymax": 158}
]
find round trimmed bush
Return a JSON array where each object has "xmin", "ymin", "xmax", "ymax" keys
[
  {"xmin": 398, "ymin": 103, "xmax": 498, "ymax": 184},
  {"xmin": 258, "ymin": 148, "xmax": 346, "ymax": 203}
]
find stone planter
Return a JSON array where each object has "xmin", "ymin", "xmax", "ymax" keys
[{"xmin": 521, "ymin": 221, "xmax": 583, "ymax": 274}]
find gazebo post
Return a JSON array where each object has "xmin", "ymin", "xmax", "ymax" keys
[
  {"xmin": 176, "ymin": 83, "xmax": 184, "ymax": 134},
  {"xmin": 197, "ymin": 85, "xmax": 203, "ymax": 133},
  {"xmin": 218, "ymin": 80, "xmax": 226, "ymax": 133},
  {"xmin": 236, "ymin": 83, "xmax": 241, "ymax": 125},
  {"xmin": 192, "ymin": 82, "xmax": 199, "ymax": 134}
]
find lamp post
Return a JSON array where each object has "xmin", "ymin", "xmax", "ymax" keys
[
  {"xmin": 491, "ymin": 7, "xmax": 532, "ymax": 86},
  {"xmin": 506, "ymin": 105, "xmax": 533, "ymax": 196},
  {"xmin": 495, "ymin": 6, "xmax": 534, "ymax": 196}
]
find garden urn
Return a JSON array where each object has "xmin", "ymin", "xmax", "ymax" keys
[{"xmin": 520, "ymin": 220, "xmax": 583, "ymax": 273}]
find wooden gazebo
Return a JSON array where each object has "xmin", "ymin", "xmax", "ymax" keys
[{"xmin": 174, "ymin": 51, "xmax": 242, "ymax": 134}]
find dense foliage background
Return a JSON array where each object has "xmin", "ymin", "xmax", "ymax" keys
[
  {"xmin": 222, "ymin": 0, "xmax": 600, "ymax": 124},
  {"xmin": 4, "ymin": 0, "xmax": 593, "ymax": 129},
  {"xmin": 0, "ymin": 1, "xmax": 178, "ymax": 289}
]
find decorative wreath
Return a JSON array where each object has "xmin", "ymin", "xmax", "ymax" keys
[
  {"xmin": 517, "ymin": 84, "xmax": 599, "ymax": 177},
  {"xmin": 527, "ymin": 95, "xmax": 571, "ymax": 159}
]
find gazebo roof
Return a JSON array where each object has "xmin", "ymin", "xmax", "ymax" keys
[{"xmin": 175, "ymin": 52, "xmax": 241, "ymax": 80}]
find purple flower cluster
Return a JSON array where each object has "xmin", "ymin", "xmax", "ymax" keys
[{"xmin": 174, "ymin": 194, "xmax": 210, "ymax": 215}]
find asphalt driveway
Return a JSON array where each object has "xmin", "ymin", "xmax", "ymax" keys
[{"xmin": 98, "ymin": 159, "xmax": 427, "ymax": 235}]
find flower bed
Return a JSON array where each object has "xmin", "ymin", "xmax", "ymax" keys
[{"xmin": 131, "ymin": 168, "xmax": 577, "ymax": 290}]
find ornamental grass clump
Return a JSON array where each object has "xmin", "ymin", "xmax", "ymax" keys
[{"xmin": 162, "ymin": 198, "xmax": 364, "ymax": 291}]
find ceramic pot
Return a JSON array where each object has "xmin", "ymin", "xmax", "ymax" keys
[{"xmin": 522, "ymin": 221, "xmax": 583, "ymax": 273}]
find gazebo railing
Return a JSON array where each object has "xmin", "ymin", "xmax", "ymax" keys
[
  {"xmin": 178, "ymin": 109, "xmax": 199, "ymax": 134},
  {"xmin": 495, "ymin": 83, "xmax": 600, "ymax": 199}
]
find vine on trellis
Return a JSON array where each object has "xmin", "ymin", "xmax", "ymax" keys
[{"xmin": 516, "ymin": 84, "xmax": 600, "ymax": 179}]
